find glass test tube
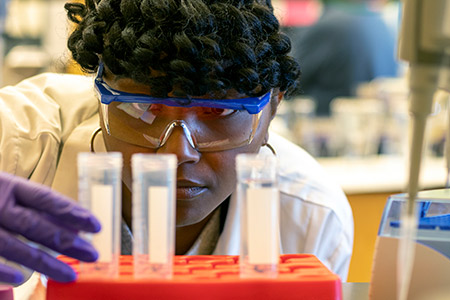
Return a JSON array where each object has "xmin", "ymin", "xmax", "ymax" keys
[
  {"xmin": 236, "ymin": 153, "xmax": 280, "ymax": 278},
  {"xmin": 77, "ymin": 152, "xmax": 122, "ymax": 278},
  {"xmin": 132, "ymin": 154, "xmax": 177, "ymax": 279}
]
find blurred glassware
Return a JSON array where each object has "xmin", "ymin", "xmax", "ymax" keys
[
  {"xmin": 330, "ymin": 97, "xmax": 385, "ymax": 157},
  {"xmin": 357, "ymin": 77, "xmax": 448, "ymax": 158},
  {"xmin": 271, "ymin": 97, "xmax": 327, "ymax": 156},
  {"xmin": 270, "ymin": 99, "xmax": 296, "ymax": 143},
  {"xmin": 357, "ymin": 77, "xmax": 409, "ymax": 156},
  {"xmin": 290, "ymin": 97, "xmax": 321, "ymax": 156}
]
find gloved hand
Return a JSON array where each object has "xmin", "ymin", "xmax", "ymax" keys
[{"xmin": 0, "ymin": 172, "xmax": 101, "ymax": 284}]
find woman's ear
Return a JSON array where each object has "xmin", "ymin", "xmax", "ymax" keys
[{"xmin": 277, "ymin": 91, "xmax": 284, "ymax": 105}]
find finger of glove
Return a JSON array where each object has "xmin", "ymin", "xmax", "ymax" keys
[
  {"xmin": 0, "ymin": 263, "xmax": 24, "ymax": 284},
  {"xmin": 1, "ymin": 208, "xmax": 98, "ymax": 262},
  {"xmin": 1, "ymin": 173, "xmax": 100, "ymax": 233},
  {"xmin": 0, "ymin": 229, "xmax": 76, "ymax": 283}
]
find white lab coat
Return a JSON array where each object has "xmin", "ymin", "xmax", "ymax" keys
[{"xmin": 0, "ymin": 73, "xmax": 353, "ymax": 281}]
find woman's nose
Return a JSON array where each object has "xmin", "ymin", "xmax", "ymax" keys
[{"xmin": 156, "ymin": 126, "xmax": 200, "ymax": 165}]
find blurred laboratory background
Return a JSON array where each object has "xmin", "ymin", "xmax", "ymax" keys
[{"xmin": 1, "ymin": 0, "xmax": 448, "ymax": 283}]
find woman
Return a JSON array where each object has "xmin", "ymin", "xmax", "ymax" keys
[{"xmin": 0, "ymin": 0, "xmax": 353, "ymax": 287}]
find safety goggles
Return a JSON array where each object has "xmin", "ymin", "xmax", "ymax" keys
[{"xmin": 94, "ymin": 63, "xmax": 271, "ymax": 152}]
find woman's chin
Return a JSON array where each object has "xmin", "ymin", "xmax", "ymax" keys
[{"xmin": 175, "ymin": 205, "xmax": 212, "ymax": 227}]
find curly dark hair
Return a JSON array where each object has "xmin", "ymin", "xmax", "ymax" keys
[{"xmin": 65, "ymin": 0, "xmax": 301, "ymax": 98}]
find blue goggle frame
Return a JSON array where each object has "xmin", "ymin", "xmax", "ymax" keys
[{"xmin": 94, "ymin": 63, "xmax": 271, "ymax": 115}]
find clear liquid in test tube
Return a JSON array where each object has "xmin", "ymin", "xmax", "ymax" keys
[
  {"xmin": 236, "ymin": 153, "xmax": 280, "ymax": 278},
  {"xmin": 132, "ymin": 154, "xmax": 177, "ymax": 279},
  {"xmin": 77, "ymin": 152, "xmax": 123, "ymax": 278}
]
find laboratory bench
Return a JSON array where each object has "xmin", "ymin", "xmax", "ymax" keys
[
  {"xmin": 342, "ymin": 282, "xmax": 370, "ymax": 300},
  {"xmin": 317, "ymin": 155, "xmax": 447, "ymax": 195},
  {"xmin": 318, "ymin": 155, "xmax": 447, "ymax": 282}
]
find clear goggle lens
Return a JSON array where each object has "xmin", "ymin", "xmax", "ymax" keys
[{"xmin": 100, "ymin": 101, "xmax": 263, "ymax": 152}]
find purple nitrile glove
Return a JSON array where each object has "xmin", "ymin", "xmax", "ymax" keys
[{"xmin": 0, "ymin": 172, "xmax": 101, "ymax": 284}]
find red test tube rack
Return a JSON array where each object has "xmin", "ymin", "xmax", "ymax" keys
[{"xmin": 47, "ymin": 254, "xmax": 342, "ymax": 300}]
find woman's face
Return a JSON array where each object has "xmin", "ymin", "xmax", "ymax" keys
[{"xmin": 99, "ymin": 76, "xmax": 278, "ymax": 227}]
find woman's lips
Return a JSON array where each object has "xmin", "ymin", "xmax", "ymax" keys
[
  {"xmin": 176, "ymin": 186, "xmax": 206, "ymax": 200},
  {"xmin": 176, "ymin": 180, "xmax": 206, "ymax": 200}
]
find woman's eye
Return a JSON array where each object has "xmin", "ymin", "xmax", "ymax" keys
[
  {"xmin": 201, "ymin": 107, "xmax": 236, "ymax": 117},
  {"xmin": 148, "ymin": 103, "xmax": 163, "ymax": 113}
]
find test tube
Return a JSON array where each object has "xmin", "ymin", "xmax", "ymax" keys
[
  {"xmin": 236, "ymin": 153, "xmax": 280, "ymax": 278},
  {"xmin": 77, "ymin": 152, "xmax": 122, "ymax": 278},
  {"xmin": 132, "ymin": 153, "xmax": 177, "ymax": 279}
]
